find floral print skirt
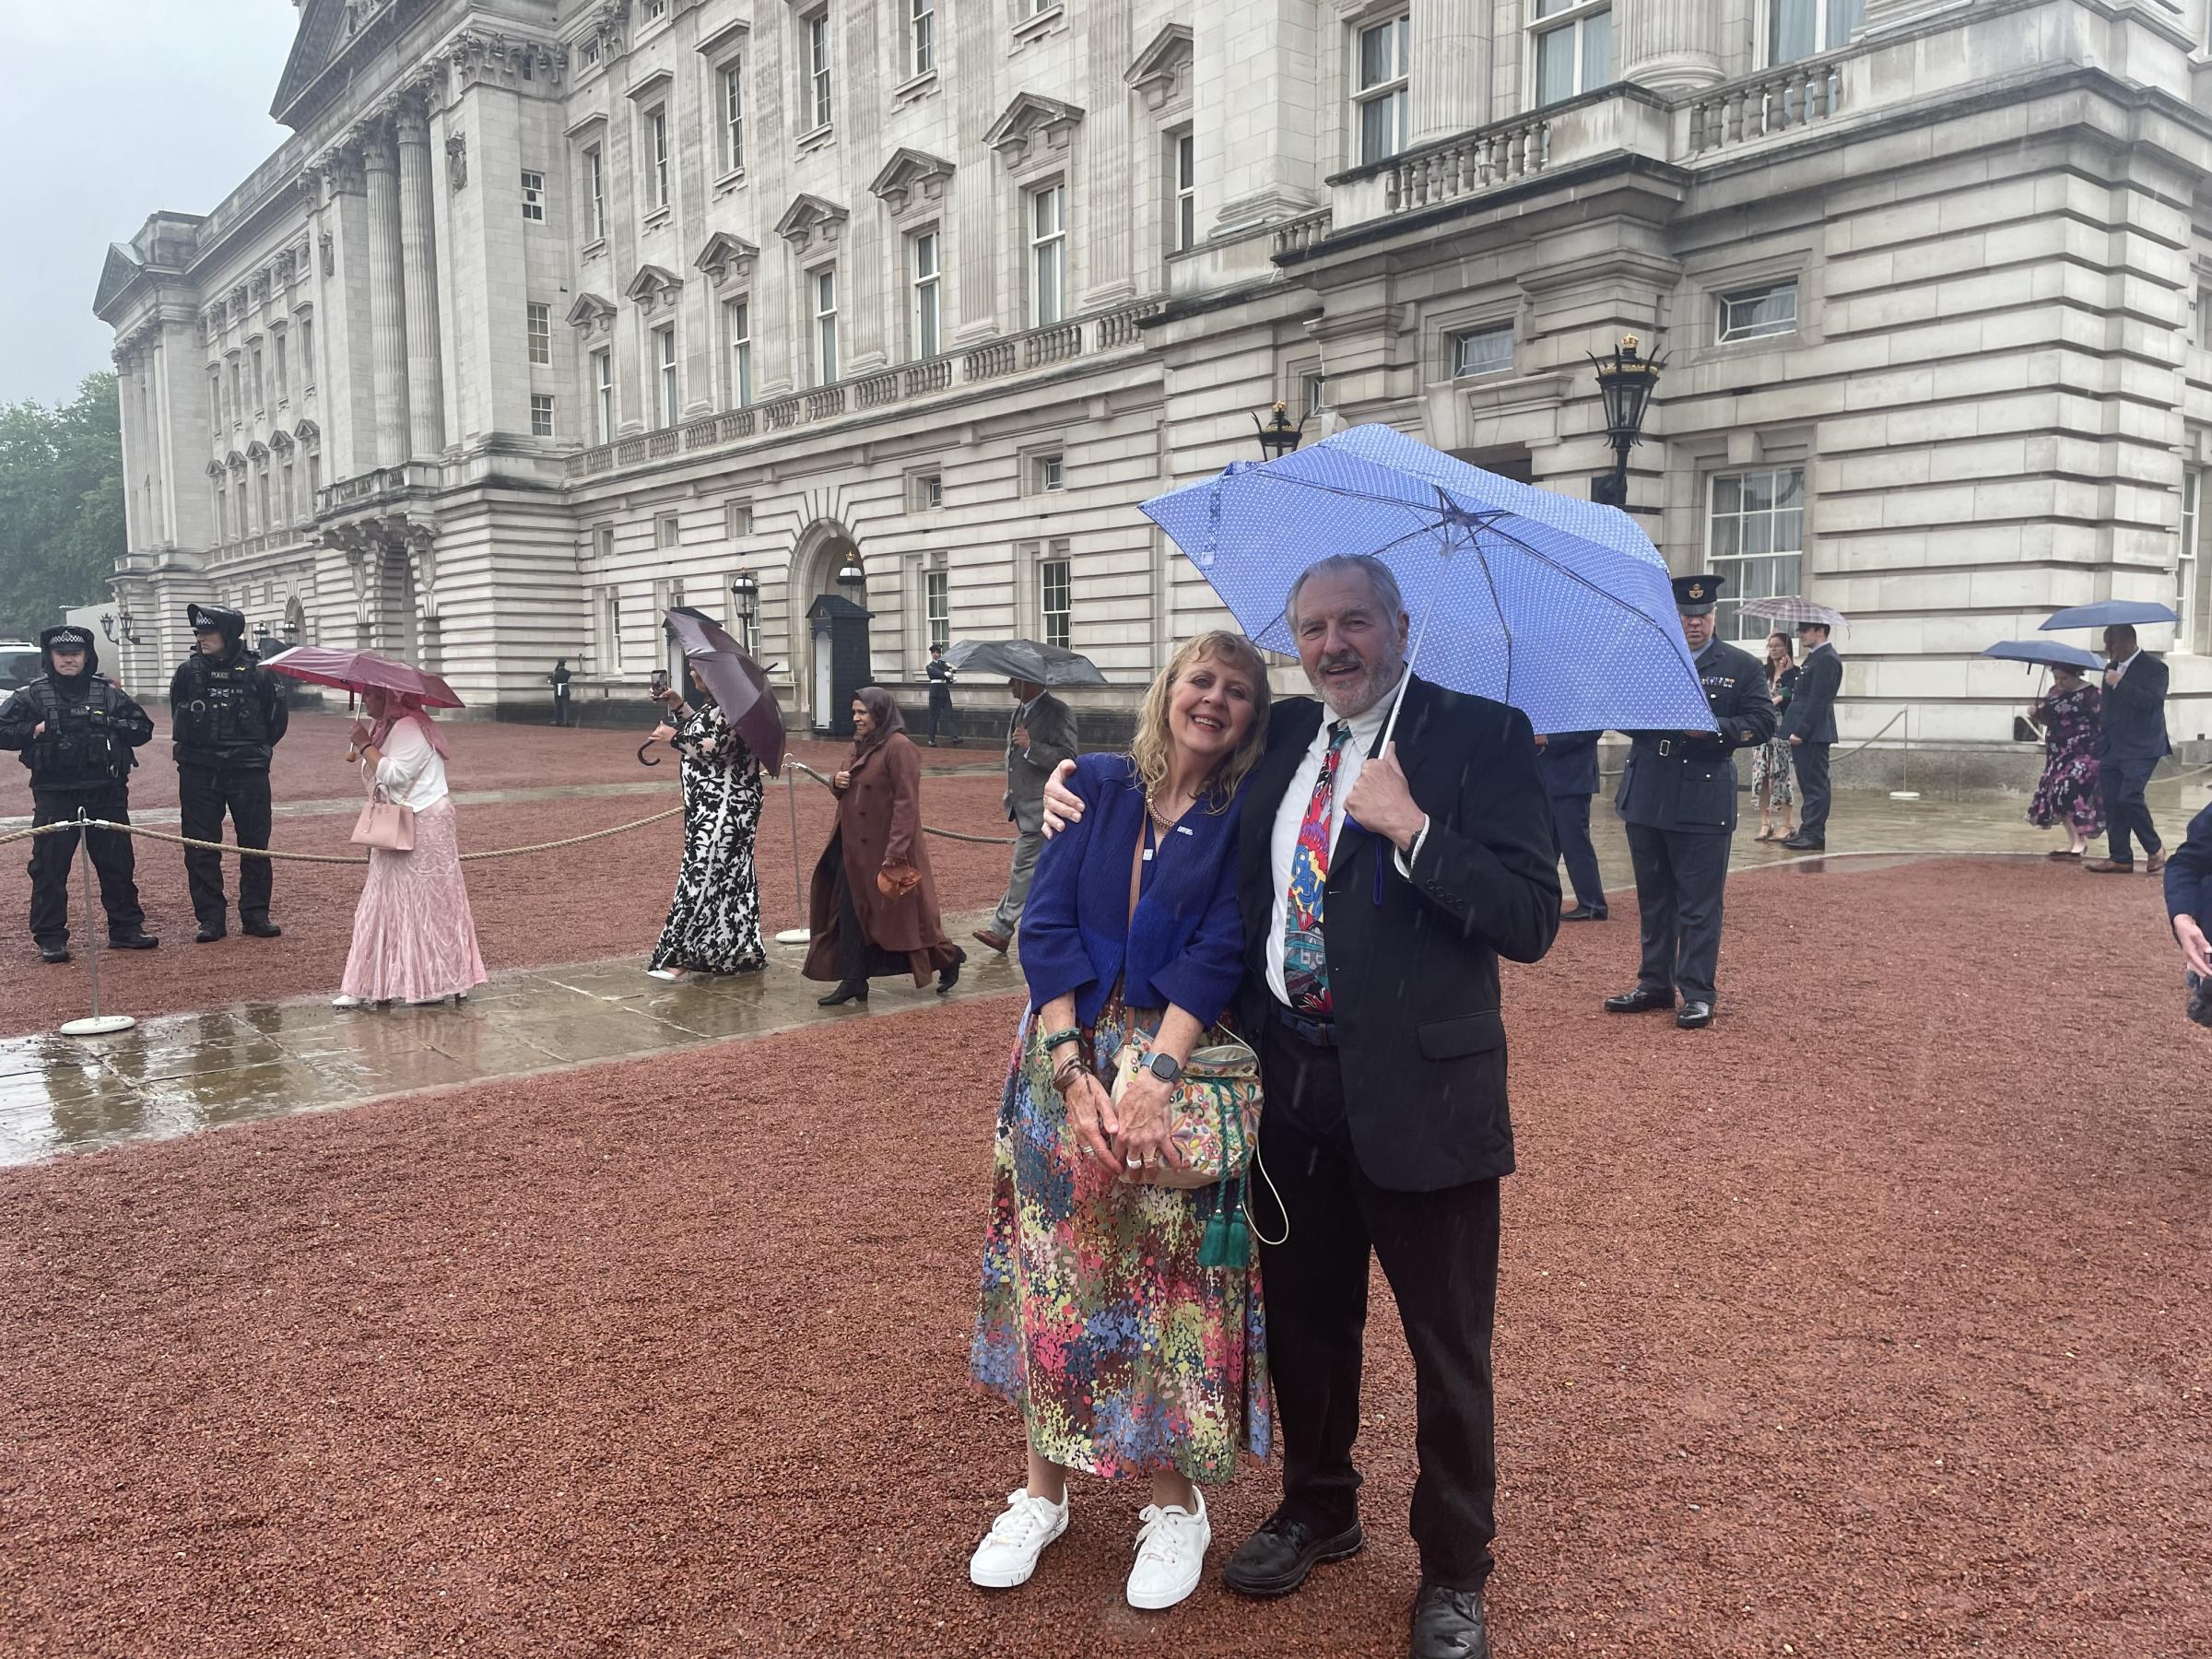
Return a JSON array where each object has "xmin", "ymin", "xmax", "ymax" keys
[{"xmin": 971, "ymin": 990, "xmax": 1270, "ymax": 1486}]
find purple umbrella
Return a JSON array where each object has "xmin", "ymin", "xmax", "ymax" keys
[{"xmin": 663, "ymin": 607, "xmax": 786, "ymax": 775}]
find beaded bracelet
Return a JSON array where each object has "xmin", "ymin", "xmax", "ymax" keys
[{"xmin": 1040, "ymin": 1027, "xmax": 1082, "ymax": 1053}]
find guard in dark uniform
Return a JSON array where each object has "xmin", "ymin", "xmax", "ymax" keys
[
  {"xmin": 0, "ymin": 626, "xmax": 159, "ymax": 963},
  {"xmin": 1603, "ymin": 574, "xmax": 1773, "ymax": 1030},
  {"xmin": 924, "ymin": 643, "xmax": 959, "ymax": 747},
  {"xmin": 170, "ymin": 603, "xmax": 289, "ymax": 943}
]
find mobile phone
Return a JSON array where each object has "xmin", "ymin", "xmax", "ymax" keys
[{"xmin": 648, "ymin": 669, "xmax": 669, "ymax": 700}]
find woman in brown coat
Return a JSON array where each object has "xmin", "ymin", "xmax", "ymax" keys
[{"xmin": 805, "ymin": 687, "xmax": 964, "ymax": 1005}]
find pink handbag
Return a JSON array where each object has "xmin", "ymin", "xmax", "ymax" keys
[{"xmin": 351, "ymin": 786, "xmax": 416, "ymax": 852}]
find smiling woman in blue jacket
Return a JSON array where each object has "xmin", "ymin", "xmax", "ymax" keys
[{"xmin": 969, "ymin": 629, "xmax": 1271, "ymax": 1614}]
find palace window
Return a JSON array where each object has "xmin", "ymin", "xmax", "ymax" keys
[
  {"xmin": 2181, "ymin": 467, "xmax": 2204, "ymax": 653},
  {"xmin": 924, "ymin": 570, "xmax": 949, "ymax": 652},
  {"xmin": 804, "ymin": 9, "xmax": 833, "ymax": 131},
  {"xmin": 1171, "ymin": 129, "xmax": 1196, "ymax": 253},
  {"xmin": 1770, "ymin": 0, "xmax": 1865, "ymax": 63},
  {"xmin": 1035, "ymin": 453, "xmax": 1065, "ymax": 493},
  {"xmin": 1706, "ymin": 468, "xmax": 1805, "ymax": 643},
  {"xmin": 1717, "ymin": 280, "xmax": 1798, "ymax": 343},
  {"xmin": 1451, "ymin": 324, "xmax": 1514, "ymax": 379},
  {"xmin": 724, "ymin": 298, "xmax": 753, "ymax": 407},
  {"xmin": 1040, "ymin": 551, "xmax": 1073, "ymax": 650},
  {"xmin": 531, "ymin": 394, "xmax": 556, "ymax": 437},
  {"xmin": 527, "ymin": 301, "xmax": 552, "ymax": 365},
  {"xmin": 912, "ymin": 471, "xmax": 944, "ymax": 510},
  {"xmin": 593, "ymin": 347, "xmax": 614, "ymax": 442},
  {"xmin": 725, "ymin": 499, "xmax": 753, "ymax": 538},
  {"xmin": 299, "ymin": 315, "xmax": 314, "ymax": 387},
  {"xmin": 585, "ymin": 146, "xmax": 607, "ymax": 241},
  {"xmin": 645, "ymin": 108, "xmax": 671, "ymax": 210},
  {"xmin": 1304, "ymin": 372, "xmax": 1329, "ymax": 420},
  {"xmin": 1355, "ymin": 16, "xmax": 1410, "ymax": 167},
  {"xmin": 1028, "ymin": 181, "xmax": 1067, "ymax": 327},
  {"xmin": 251, "ymin": 346, "xmax": 265, "ymax": 410},
  {"xmin": 257, "ymin": 466, "xmax": 272, "ymax": 534},
  {"xmin": 522, "ymin": 169, "xmax": 547, "ymax": 221},
  {"xmin": 910, "ymin": 229, "xmax": 942, "ymax": 360},
  {"xmin": 281, "ymin": 457, "xmax": 296, "ymax": 523},
  {"xmin": 720, "ymin": 62, "xmax": 747, "ymax": 173},
  {"xmin": 229, "ymin": 359, "xmax": 243, "ymax": 423},
  {"xmin": 655, "ymin": 325, "xmax": 679, "ymax": 427},
  {"xmin": 208, "ymin": 366, "xmax": 222, "ymax": 433},
  {"xmin": 813, "ymin": 267, "xmax": 840, "ymax": 384},
  {"xmin": 656, "ymin": 512, "xmax": 681, "ymax": 549},
  {"xmin": 1532, "ymin": 0, "xmax": 1611, "ymax": 107},
  {"xmin": 910, "ymin": 0, "xmax": 935, "ymax": 76},
  {"xmin": 306, "ymin": 450, "xmax": 321, "ymax": 497},
  {"xmin": 273, "ymin": 330, "xmax": 288, "ymax": 401}
]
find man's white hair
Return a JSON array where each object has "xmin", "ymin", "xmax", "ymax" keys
[{"xmin": 1286, "ymin": 554, "xmax": 1406, "ymax": 632}]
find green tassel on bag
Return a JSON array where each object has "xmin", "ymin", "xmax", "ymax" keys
[{"xmin": 1200, "ymin": 1204, "xmax": 1251, "ymax": 1269}]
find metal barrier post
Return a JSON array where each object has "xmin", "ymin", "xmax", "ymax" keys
[
  {"xmin": 58, "ymin": 809, "xmax": 135, "ymax": 1037},
  {"xmin": 772, "ymin": 767, "xmax": 810, "ymax": 946}
]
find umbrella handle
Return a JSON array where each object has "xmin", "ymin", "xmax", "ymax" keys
[{"xmin": 637, "ymin": 739, "xmax": 663, "ymax": 768}]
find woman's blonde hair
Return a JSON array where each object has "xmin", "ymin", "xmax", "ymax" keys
[{"xmin": 1128, "ymin": 630, "xmax": 1272, "ymax": 814}]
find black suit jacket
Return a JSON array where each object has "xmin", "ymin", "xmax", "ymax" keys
[
  {"xmin": 2098, "ymin": 653, "xmax": 2171, "ymax": 763},
  {"xmin": 1537, "ymin": 729, "xmax": 1601, "ymax": 799},
  {"xmin": 1782, "ymin": 644, "xmax": 1841, "ymax": 745},
  {"xmin": 1235, "ymin": 677, "xmax": 1560, "ymax": 1193}
]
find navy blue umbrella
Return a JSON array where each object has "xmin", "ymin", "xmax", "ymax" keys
[
  {"xmin": 1981, "ymin": 639, "xmax": 2105, "ymax": 673},
  {"xmin": 2038, "ymin": 600, "xmax": 2178, "ymax": 632}
]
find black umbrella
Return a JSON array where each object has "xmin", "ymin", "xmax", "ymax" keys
[
  {"xmin": 662, "ymin": 606, "xmax": 786, "ymax": 775},
  {"xmin": 944, "ymin": 638, "xmax": 1107, "ymax": 687}
]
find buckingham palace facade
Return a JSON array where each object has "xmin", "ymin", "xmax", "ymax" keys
[{"xmin": 93, "ymin": 0, "xmax": 2212, "ymax": 766}]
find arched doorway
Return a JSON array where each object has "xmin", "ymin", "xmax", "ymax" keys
[{"xmin": 789, "ymin": 518, "xmax": 867, "ymax": 731}]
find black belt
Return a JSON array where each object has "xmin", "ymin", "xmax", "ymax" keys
[{"xmin": 1270, "ymin": 1000, "xmax": 1336, "ymax": 1049}]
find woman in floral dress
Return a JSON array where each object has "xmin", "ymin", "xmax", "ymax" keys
[
  {"xmin": 644, "ymin": 669, "xmax": 766, "ymax": 979},
  {"xmin": 1752, "ymin": 631, "xmax": 1800, "ymax": 841},
  {"xmin": 2026, "ymin": 666, "xmax": 2104, "ymax": 859},
  {"xmin": 970, "ymin": 632, "xmax": 1271, "ymax": 1613}
]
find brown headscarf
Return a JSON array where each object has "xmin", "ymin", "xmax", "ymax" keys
[{"xmin": 849, "ymin": 685, "xmax": 906, "ymax": 766}]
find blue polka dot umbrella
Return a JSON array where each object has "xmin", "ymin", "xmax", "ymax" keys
[{"xmin": 1138, "ymin": 423, "xmax": 1714, "ymax": 741}]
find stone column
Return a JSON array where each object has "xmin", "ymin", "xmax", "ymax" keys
[
  {"xmin": 1408, "ymin": 0, "xmax": 1490, "ymax": 145},
  {"xmin": 361, "ymin": 121, "xmax": 411, "ymax": 467},
  {"xmin": 1618, "ymin": 0, "xmax": 1725, "ymax": 94},
  {"xmin": 950, "ymin": 31, "xmax": 998, "ymax": 346},
  {"xmin": 112, "ymin": 347, "xmax": 144, "ymax": 547},
  {"xmin": 394, "ymin": 100, "xmax": 445, "ymax": 460},
  {"xmin": 1081, "ymin": 0, "xmax": 1135, "ymax": 306},
  {"xmin": 1194, "ymin": 0, "xmax": 1319, "ymax": 234}
]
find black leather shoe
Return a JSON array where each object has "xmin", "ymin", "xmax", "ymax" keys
[
  {"xmin": 1676, "ymin": 1001, "xmax": 1715, "ymax": 1030},
  {"xmin": 39, "ymin": 944, "xmax": 70, "ymax": 965},
  {"xmin": 937, "ymin": 946, "xmax": 966, "ymax": 996},
  {"xmin": 241, "ymin": 915, "xmax": 282, "ymax": 938},
  {"xmin": 194, "ymin": 922, "xmax": 226, "ymax": 944},
  {"xmin": 1222, "ymin": 1512, "xmax": 1365, "ymax": 1598},
  {"xmin": 816, "ymin": 981, "xmax": 868, "ymax": 1007},
  {"xmin": 1559, "ymin": 906, "xmax": 1608, "ymax": 922},
  {"xmin": 1603, "ymin": 986, "xmax": 1674, "ymax": 1014},
  {"xmin": 107, "ymin": 931, "xmax": 159, "ymax": 950},
  {"xmin": 1410, "ymin": 1581, "xmax": 1489, "ymax": 1659},
  {"xmin": 1778, "ymin": 834, "xmax": 1825, "ymax": 851}
]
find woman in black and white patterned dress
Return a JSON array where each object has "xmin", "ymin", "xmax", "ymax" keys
[{"xmin": 646, "ymin": 674, "xmax": 767, "ymax": 980}]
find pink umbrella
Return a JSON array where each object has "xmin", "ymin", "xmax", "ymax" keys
[{"xmin": 261, "ymin": 646, "xmax": 464, "ymax": 708}]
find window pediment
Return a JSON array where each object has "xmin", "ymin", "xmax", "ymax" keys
[
  {"xmin": 984, "ymin": 92, "xmax": 1085, "ymax": 166},
  {"xmin": 869, "ymin": 148, "xmax": 955, "ymax": 216},
  {"xmin": 696, "ymin": 16, "xmax": 749, "ymax": 58},
  {"xmin": 774, "ymin": 193, "xmax": 850, "ymax": 254},
  {"xmin": 1124, "ymin": 23, "xmax": 1193, "ymax": 111},
  {"xmin": 624, "ymin": 265, "xmax": 683, "ymax": 312},
  {"xmin": 568, "ymin": 291, "xmax": 618, "ymax": 335},
  {"xmin": 694, "ymin": 231, "xmax": 760, "ymax": 286},
  {"xmin": 626, "ymin": 66, "xmax": 675, "ymax": 102}
]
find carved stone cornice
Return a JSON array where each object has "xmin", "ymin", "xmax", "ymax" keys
[
  {"xmin": 693, "ymin": 231, "xmax": 759, "ymax": 287},
  {"xmin": 773, "ymin": 193, "xmax": 850, "ymax": 256},
  {"xmin": 868, "ymin": 148, "xmax": 956, "ymax": 218},
  {"xmin": 984, "ymin": 92, "xmax": 1085, "ymax": 168},
  {"xmin": 624, "ymin": 263, "xmax": 683, "ymax": 312},
  {"xmin": 567, "ymin": 292, "xmax": 618, "ymax": 336},
  {"xmin": 1124, "ymin": 23, "xmax": 1193, "ymax": 111},
  {"xmin": 320, "ymin": 145, "xmax": 367, "ymax": 197}
]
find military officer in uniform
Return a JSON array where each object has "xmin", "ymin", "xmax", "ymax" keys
[
  {"xmin": 170, "ymin": 603, "xmax": 290, "ymax": 943},
  {"xmin": 0, "ymin": 626, "xmax": 159, "ymax": 962},
  {"xmin": 1603, "ymin": 574, "xmax": 1773, "ymax": 1030}
]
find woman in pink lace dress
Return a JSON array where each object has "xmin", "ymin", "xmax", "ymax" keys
[{"xmin": 334, "ymin": 689, "xmax": 487, "ymax": 1008}]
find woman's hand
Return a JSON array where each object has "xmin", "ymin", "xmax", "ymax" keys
[
  {"xmin": 650, "ymin": 723, "xmax": 676, "ymax": 743},
  {"xmin": 2176, "ymin": 914, "xmax": 2212, "ymax": 979},
  {"xmin": 359, "ymin": 744, "xmax": 382, "ymax": 765},
  {"xmin": 1111, "ymin": 1066, "xmax": 1186, "ymax": 1181},
  {"xmin": 1059, "ymin": 1071, "xmax": 1120, "ymax": 1167},
  {"xmin": 653, "ymin": 687, "xmax": 683, "ymax": 707}
]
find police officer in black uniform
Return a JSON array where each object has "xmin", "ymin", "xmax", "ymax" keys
[
  {"xmin": 170, "ymin": 603, "xmax": 289, "ymax": 943},
  {"xmin": 0, "ymin": 626, "xmax": 159, "ymax": 963},
  {"xmin": 1602, "ymin": 574, "xmax": 1774, "ymax": 1030}
]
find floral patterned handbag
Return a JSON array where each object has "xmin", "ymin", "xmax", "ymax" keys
[{"xmin": 1109, "ymin": 1028, "xmax": 1263, "ymax": 1194}]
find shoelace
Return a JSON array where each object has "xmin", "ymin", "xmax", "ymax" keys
[
  {"xmin": 988, "ymin": 1490, "xmax": 1059, "ymax": 1547},
  {"xmin": 1134, "ymin": 1504, "xmax": 1200, "ymax": 1565}
]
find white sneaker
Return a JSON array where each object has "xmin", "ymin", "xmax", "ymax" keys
[
  {"xmin": 330, "ymin": 995, "xmax": 362, "ymax": 1009},
  {"xmin": 967, "ymin": 1488, "xmax": 1069, "ymax": 1590},
  {"xmin": 1126, "ymin": 1488, "xmax": 1210, "ymax": 1610}
]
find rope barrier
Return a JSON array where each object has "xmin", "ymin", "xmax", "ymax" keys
[
  {"xmin": 782, "ymin": 759, "xmax": 1018, "ymax": 846},
  {"xmin": 0, "ymin": 806, "xmax": 687, "ymax": 865}
]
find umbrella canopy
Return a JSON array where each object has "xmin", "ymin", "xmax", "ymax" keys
[
  {"xmin": 1138, "ymin": 423, "xmax": 1712, "ymax": 735},
  {"xmin": 2038, "ymin": 600, "xmax": 2179, "ymax": 632},
  {"xmin": 664, "ymin": 607, "xmax": 786, "ymax": 775},
  {"xmin": 1739, "ymin": 595, "xmax": 1847, "ymax": 629},
  {"xmin": 261, "ymin": 646, "xmax": 462, "ymax": 708},
  {"xmin": 943, "ymin": 638, "xmax": 1109, "ymax": 688},
  {"xmin": 1981, "ymin": 639, "xmax": 2105, "ymax": 674}
]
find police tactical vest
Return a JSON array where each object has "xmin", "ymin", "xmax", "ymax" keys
[
  {"xmin": 173, "ymin": 657, "xmax": 271, "ymax": 753},
  {"xmin": 24, "ymin": 680, "xmax": 135, "ymax": 787}
]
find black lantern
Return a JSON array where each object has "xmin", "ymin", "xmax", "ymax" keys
[
  {"xmin": 1587, "ymin": 334, "xmax": 1666, "ymax": 509},
  {"xmin": 100, "ymin": 611, "xmax": 118, "ymax": 643},
  {"xmin": 730, "ymin": 567, "xmax": 759, "ymax": 653},
  {"xmin": 1253, "ymin": 400, "xmax": 1307, "ymax": 461},
  {"xmin": 834, "ymin": 553, "xmax": 866, "ymax": 594}
]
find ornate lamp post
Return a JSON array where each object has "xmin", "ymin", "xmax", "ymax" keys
[
  {"xmin": 834, "ymin": 552, "xmax": 866, "ymax": 594},
  {"xmin": 1253, "ymin": 400, "xmax": 1308, "ymax": 461},
  {"xmin": 1587, "ymin": 335, "xmax": 1666, "ymax": 509},
  {"xmin": 104, "ymin": 602, "xmax": 142, "ymax": 647},
  {"xmin": 729, "ymin": 567, "xmax": 759, "ymax": 654}
]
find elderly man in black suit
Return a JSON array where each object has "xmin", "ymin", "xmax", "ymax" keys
[
  {"xmin": 2165, "ymin": 800, "xmax": 2212, "ymax": 1025},
  {"xmin": 1043, "ymin": 554, "xmax": 1559, "ymax": 1659},
  {"xmin": 2086, "ymin": 623, "xmax": 2171, "ymax": 875},
  {"xmin": 1778, "ymin": 619, "xmax": 1841, "ymax": 851},
  {"xmin": 1537, "ymin": 729, "xmax": 1607, "ymax": 920}
]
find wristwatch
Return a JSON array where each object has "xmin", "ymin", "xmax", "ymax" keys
[{"xmin": 1145, "ymin": 1052, "xmax": 1183, "ymax": 1085}]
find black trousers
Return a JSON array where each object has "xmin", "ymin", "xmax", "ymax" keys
[
  {"xmin": 926, "ymin": 695, "xmax": 957, "ymax": 745},
  {"xmin": 1254, "ymin": 1012, "xmax": 1501, "ymax": 1591},
  {"xmin": 1794, "ymin": 740, "xmax": 1833, "ymax": 842},
  {"xmin": 1624, "ymin": 821, "xmax": 1732, "ymax": 1006},
  {"xmin": 28, "ymin": 786, "xmax": 144, "ymax": 946},
  {"xmin": 178, "ymin": 765, "xmax": 275, "ymax": 926},
  {"xmin": 552, "ymin": 688, "xmax": 571, "ymax": 727},
  {"xmin": 1548, "ymin": 791, "xmax": 1606, "ymax": 912},
  {"xmin": 2102, "ymin": 757, "xmax": 2163, "ymax": 863}
]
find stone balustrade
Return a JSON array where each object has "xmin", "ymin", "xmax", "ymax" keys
[
  {"xmin": 1384, "ymin": 116, "xmax": 1552, "ymax": 216},
  {"xmin": 1688, "ymin": 58, "xmax": 1845, "ymax": 153}
]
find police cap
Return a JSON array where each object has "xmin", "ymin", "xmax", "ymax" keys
[
  {"xmin": 1672, "ymin": 574, "xmax": 1724, "ymax": 616},
  {"xmin": 40, "ymin": 626, "xmax": 92, "ymax": 653}
]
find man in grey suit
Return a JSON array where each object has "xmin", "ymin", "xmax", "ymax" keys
[
  {"xmin": 971, "ymin": 677, "xmax": 1078, "ymax": 953},
  {"xmin": 1779, "ymin": 620, "xmax": 1841, "ymax": 851}
]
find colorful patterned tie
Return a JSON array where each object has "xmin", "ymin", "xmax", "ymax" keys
[{"xmin": 1283, "ymin": 723, "xmax": 1350, "ymax": 1016}]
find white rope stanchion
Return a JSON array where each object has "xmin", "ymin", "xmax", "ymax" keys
[
  {"xmin": 57, "ymin": 807, "xmax": 135, "ymax": 1038},
  {"xmin": 774, "ymin": 767, "xmax": 810, "ymax": 946}
]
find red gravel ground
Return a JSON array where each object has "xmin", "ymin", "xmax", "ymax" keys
[
  {"xmin": 2, "ymin": 857, "xmax": 2206, "ymax": 1656},
  {"xmin": 0, "ymin": 724, "xmax": 1018, "ymax": 1037}
]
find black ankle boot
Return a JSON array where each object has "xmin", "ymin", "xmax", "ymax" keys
[
  {"xmin": 937, "ymin": 946, "xmax": 966, "ymax": 996},
  {"xmin": 818, "ymin": 980, "xmax": 868, "ymax": 1007}
]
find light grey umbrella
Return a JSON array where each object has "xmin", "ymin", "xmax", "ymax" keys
[
  {"xmin": 1739, "ymin": 595, "xmax": 1847, "ymax": 629},
  {"xmin": 944, "ymin": 638, "xmax": 1108, "ymax": 687}
]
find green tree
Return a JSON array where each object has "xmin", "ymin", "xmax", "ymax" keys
[{"xmin": 0, "ymin": 371, "xmax": 126, "ymax": 641}]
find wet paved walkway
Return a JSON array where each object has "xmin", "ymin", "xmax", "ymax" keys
[{"xmin": 2, "ymin": 778, "xmax": 2199, "ymax": 1170}]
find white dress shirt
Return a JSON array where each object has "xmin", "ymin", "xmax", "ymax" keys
[
  {"xmin": 1264, "ymin": 694, "xmax": 1427, "ymax": 1006},
  {"xmin": 370, "ymin": 718, "xmax": 451, "ymax": 812},
  {"xmin": 2111, "ymin": 649, "xmax": 2140, "ymax": 680}
]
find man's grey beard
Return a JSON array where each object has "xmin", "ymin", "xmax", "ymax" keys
[{"xmin": 1308, "ymin": 654, "xmax": 1407, "ymax": 720}]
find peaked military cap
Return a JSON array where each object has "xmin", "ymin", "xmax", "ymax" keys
[{"xmin": 1671, "ymin": 573, "xmax": 1724, "ymax": 616}]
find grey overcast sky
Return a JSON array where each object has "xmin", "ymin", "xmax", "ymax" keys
[{"xmin": 0, "ymin": 1, "xmax": 298, "ymax": 408}]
